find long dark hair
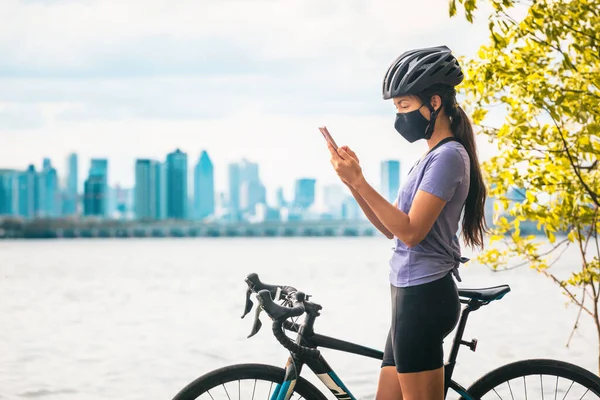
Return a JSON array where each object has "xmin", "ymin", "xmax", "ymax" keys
[{"xmin": 418, "ymin": 84, "xmax": 488, "ymax": 249}]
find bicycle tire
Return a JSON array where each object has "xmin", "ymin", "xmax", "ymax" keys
[
  {"xmin": 463, "ymin": 359, "xmax": 600, "ymax": 399},
  {"xmin": 172, "ymin": 363, "xmax": 328, "ymax": 400}
]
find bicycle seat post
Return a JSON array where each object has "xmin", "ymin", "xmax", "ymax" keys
[{"xmin": 445, "ymin": 300, "xmax": 481, "ymax": 385}]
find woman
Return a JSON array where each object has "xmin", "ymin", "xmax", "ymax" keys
[{"xmin": 328, "ymin": 45, "xmax": 487, "ymax": 400}]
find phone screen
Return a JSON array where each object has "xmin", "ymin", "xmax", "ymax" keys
[{"xmin": 318, "ymin": 126, "xmax": 338, "ymax": 150}]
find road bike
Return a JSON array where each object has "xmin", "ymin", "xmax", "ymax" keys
[{"xmin": 172, "ymin": 273, "xmax": 600, "ymax": 399}]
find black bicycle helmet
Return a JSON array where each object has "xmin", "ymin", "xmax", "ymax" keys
[{"xmin": 382, "ymin": 45, "xmax": 464, "ymax": 100}]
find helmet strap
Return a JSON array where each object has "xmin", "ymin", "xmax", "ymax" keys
[{"xmin": 424, "ymin": 103, "xmax": 437, "ymax": 140}]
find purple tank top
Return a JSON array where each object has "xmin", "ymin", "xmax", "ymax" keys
[{"xmin": 389, "ymin": 139, "xmax": 471, "ymax": 287}]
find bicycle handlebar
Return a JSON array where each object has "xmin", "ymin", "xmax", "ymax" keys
[
  {"xmin": 244, "ymin": 273, "xmax": 321, "ymax": 358},
  {"xmin": 245, "ymin": 273, "xmax": 298, "ymax": 300}
]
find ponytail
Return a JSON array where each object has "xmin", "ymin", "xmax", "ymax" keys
[
  {"xmin": 419, "ymin": 84, "xmax": 488, "ymax": 249},
  {"xmin": 450, "ymin": 105, "xmax": 488, "ymax": 249}
]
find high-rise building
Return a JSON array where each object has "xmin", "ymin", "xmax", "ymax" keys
[
  {"xmin": 63, "ymin": 153, "xmax": 78, "ymax": 215},
  {"xmin": 166, "ymin": 149, "xmax": 188, "ymax": 219},
  {"xmin": 83, "ymin": 176, "xmax": 104, "ymax": 216},
  {"xmin": 155, "ymin": 162, "xmax": 166, "ymax": 220},
  {"xmin": 342, "ymin": 195, "xmax": 360, "ymax": 220},
  {"xmin": 112, "ymin": 184, "xmax": 132, "ymax": 219},
  {"xmin": 238, "ymin": 159, "xmax": 265, "ymax": 214},
  {"xmin": 294, "ymin": 178, "xmax": 316, "ymax": 209},
  {"xmin": 194, "ymin": 150, "xmax": 215, "ymax": 220},
  {"xmin": 18, "ymin": 165, "xmax": 39, "ymax": 219},
  {"xmin": 228, "ymin": 163, "xmax": 241, "ymax": 221},
  {"xmin": 38, "ymin": 158, "xmax": 60, "ymax": 218},
  {"xmin": 239, "ymin": 159, "xmax": 259, "ymax": 183},
  {"xmin": 0, "ymin": 169, "xmax": 19, "ymax": 216},
  {"xmin": 107, "ymin": 185, "xmax": 117, "ymax": 217},
  {"xmin": 83, "ymin": 159, "xmax": 108, "ymax": 217},
  {"xmin": 381, "ymin": 160, "xmax": 401, "ymax": 203},
  {"xmin": 240, "ymin": 181, "xmax": 266, "ymax": 214},
  {"xmin": 134, "ymin": 159, "xmax": 157, "ymax": 220},
  {"xmin": 323, "ymin": 184, "xmax": 346, "ymax": 218}
]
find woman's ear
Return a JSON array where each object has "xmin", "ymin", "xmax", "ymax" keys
[{"xmin": 429, "ymin": 94, "xmax": 442, "ymax": 112}]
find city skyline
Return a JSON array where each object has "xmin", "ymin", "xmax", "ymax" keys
[
  {"xmin": 0, "ymin": 148, "xmax": 402, "ymax": 223},
  {"xmin": 3, "ymin": 148, "xmax": 409, "ymax": 209}
]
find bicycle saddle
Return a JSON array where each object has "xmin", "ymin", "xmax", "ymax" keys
[{"xmin": 458, "ymin": 285, "xmax": 511, "ymax": 302}]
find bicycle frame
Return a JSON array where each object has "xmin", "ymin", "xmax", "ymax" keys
[{"xmin": 270, "ymin": 298, "xmax": 483, "ymax": 400}]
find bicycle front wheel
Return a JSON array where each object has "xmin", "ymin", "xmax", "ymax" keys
[
  {"xmin": 172, "ymin": 363, "xmax": 328, "ymax": 400},
  {"xmin": 464, "ymin": 359, "xmax": 600, "ymax": 400}
]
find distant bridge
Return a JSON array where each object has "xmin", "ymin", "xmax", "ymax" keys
[{"xmin": 0, "ymin": 218, "xmax": 379, "ymax": 239}]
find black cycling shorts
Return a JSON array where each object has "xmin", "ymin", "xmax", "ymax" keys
[{"xmin": 381, "ymin": 272, "xmax": 461, "ymax": 373}]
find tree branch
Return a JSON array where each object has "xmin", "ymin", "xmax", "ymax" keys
[
  {"xmin": 489, "ymin": 237, "xmax": 570, "ymax": 272},
  {"xmin": 554, "ymin": 15, "xmax": 600, "ymax": 45},
  {"xmin": 524, "ymin": 19, "xmax": 579, "ymax": 72},
  {"xmin": 566, "ymin": 286, "xmax": 586, "ymax": 347},
  {"xmin": 542, "ymin": 102, "xmax": 600, "ymax": 206},
  {"xmin": 589, "ymin": 213, "xmax": 598, "ymax": 307},
  {"xmin": 576, "ymin": 160, "xmax": 598, "ymax": 171},
  {"xmin": 560, "ymin": 89, "xmax": 600, "ymax": 101},
  {"xmin": 542, "ymin": 271, "xmax": 594, "ymax": 317}
]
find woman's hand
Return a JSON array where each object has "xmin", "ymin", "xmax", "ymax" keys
[
  {"xmin": 340, "ymin": 145, "xmax": 359, "ymax": 164},
  {"xmin": 327, "ymin": 143, "xmax": 364, "ymax": 188}
]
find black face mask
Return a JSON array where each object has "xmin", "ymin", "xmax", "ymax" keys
[{"xmin": 394, "ymin": 104, "xmax": 437, "ymax": 143}]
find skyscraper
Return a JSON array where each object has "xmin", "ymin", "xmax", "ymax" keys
[
  {"xmin": 18, "ymin": 165, "xmax": 39, "ymax": 219},
  {"xmin": 323, "ymin": 184, "xmax": 346, "ymax": 218},
  {"xmin": 112, "ymin": 184, "xmax": 132, "ymax": 219},
  {"xmin": 194, "ymin": 150, "xmax": 215, "ymax": 220},
  {"xmin": 0, "ymin": 169, "xmax": 19, "ymax": 216},
  {"xmin": 83, "ymin": 177, "xmax": 104, "ymax": 216},
  {"xmin": 166, "ymin": 149, "xmax": 188, "ymax": 219},
  {"xmin": 294, "ymin": 178, "xmax": 316, "ymax": 209},
  {"xmin": 63, "ymin": 153, "xmax": 78, "ymax": 215},
  {"xmin": 342, "ymin": 195, "xmax": 360, "ymax": 220},
  {"xmin": 239, "ymin": 159, "xmax": 265, "ymax": 214},
  {"xmin": 154, "ymin": 162, "xmax": 166, "ymax": 220},
  {"xmin": 228, "ymin": 163, "xmax": 241, "ymax": 221},
  {"xmin": 381, "ymin": 160, "xmax": 401, "ymax": 203},
  {"xmin": 38, "ymin": 158, "xmax": 59, "ymax": 217},
  {"xmin": 134, "ymin": 159, "xmax": 157, "ymax": 220},
  {"xmin": 83, "ymin": 159, "xmax": 108, "ymax": 217}
]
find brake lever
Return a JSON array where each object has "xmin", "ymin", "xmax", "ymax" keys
[
  {"xmin": 241, "ymin": 288, "xmax": 253, "ymax": 319},
  {"xmin": 247, "ymin": 301, "xmax": 263, "ymax": 338}
]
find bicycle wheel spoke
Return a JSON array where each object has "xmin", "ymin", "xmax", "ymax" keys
[
  {"xmin": 555, "ymin": 376, "xmax": 558, "ymax": 400},
  {"xmin": 524, "ymin": 376, "xmax": 527, "ymax": 400},
  {"xmin": 507, "ymin": 379, "xmax": 514, "ymax": 400},
  {"xmin": 578, "ymin": 388, "xmax": 589, "ymax": 400},
  {"xmin": 222, "ymin": 383, "xmax": 232, "ymax": 400},
  {"xmin": 199, "ymin": 380, "xmax": 305, "ymax": 399},
  {"xmin": 541, "ymin": 375, "xmax": 544, "ymax": 400},
  {"xmin": 562, "ymin": 381, "xmax": 574, "ymax": 400},
  {"xmin": 492, "ymin": 388, "xmax": 503, "ymax": 400}
]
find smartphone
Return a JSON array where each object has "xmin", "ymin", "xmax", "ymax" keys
[{"xmin": 318, "ymin": 126, "xmax": 338, "ymax": 150}]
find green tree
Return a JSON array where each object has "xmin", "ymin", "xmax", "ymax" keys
[{"xmin": 448, "ymin": 0, "xmax": 600, "ymax": 373}]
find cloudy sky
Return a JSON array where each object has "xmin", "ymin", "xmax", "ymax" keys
[{"xmin": 0, "ymin": 0, "xmax": 501, "ymax": 200}]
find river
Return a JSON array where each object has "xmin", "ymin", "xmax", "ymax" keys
[{"xmin": 0, "ymin": 237, "xmax": 597, "ymax": 399}]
